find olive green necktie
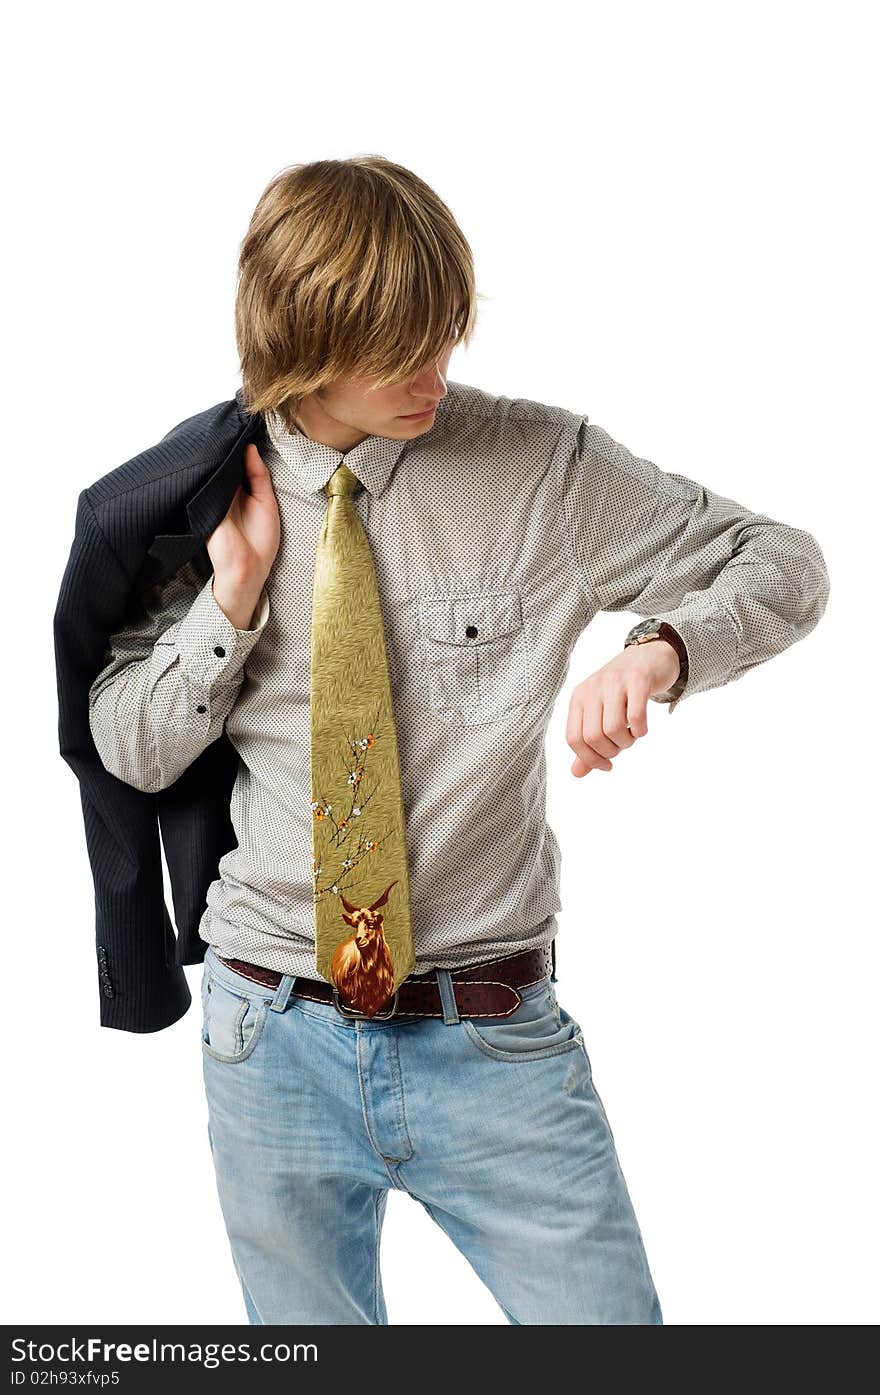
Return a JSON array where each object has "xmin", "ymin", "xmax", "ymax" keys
[{"xmin": 310, "ymin": 461, "xmax": 416, "ymax": 1017}]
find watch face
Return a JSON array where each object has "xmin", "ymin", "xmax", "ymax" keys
[{"xmin": 627, "ymin": 619, "xmax": 662, "ymax": 642}]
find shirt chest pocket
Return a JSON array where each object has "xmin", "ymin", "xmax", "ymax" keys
[{"xmin": 417, "ymin": 589, "xmax": 531, "ymax": 725}]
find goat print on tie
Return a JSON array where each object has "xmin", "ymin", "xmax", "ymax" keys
[{"xmin": 310, "ymin": 462, "xmax": 416, "ymax": 1015}]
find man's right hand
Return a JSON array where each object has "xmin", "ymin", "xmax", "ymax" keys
[{"xmin": 207, "ymin": 443, "xmax": 280, "ymax": 630}]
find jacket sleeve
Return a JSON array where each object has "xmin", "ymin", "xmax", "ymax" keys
[
  {"xmin": 560, "ymin": 418, "xmax": 831, "ymax": 712},
  {"xmin": 54, "ymin": 487, "xmax": 197, "ymax": 1031},
  {"xmin": 89, "ymin": 560, "xmax": 269, "ymax": 793}
]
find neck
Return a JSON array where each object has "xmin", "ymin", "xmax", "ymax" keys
[{"xmin": 292, "ymin": 398, "xmax": 368, "ymax": 453}]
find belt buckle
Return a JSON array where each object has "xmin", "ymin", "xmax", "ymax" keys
[{"xmin": 331, "ymin": 988, "xmax": 399, "ymax": 1021}]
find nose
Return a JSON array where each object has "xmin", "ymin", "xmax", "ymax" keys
[{"xmin": 409, "ymin": 360, "xmax": 448, "ymax": 403}]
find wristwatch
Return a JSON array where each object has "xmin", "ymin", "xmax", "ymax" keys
[{"xmin": 624, "ymin": 618, "xmax": 689, "ymax": 706}]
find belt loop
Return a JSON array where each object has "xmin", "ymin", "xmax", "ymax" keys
[
  {"xmin": 550, "ymin": 938, "xmax": 557, "ymax": 984},
  {"xmin": 435, "ymin": 969, "xmax": 461, "ymax": 1025},
  {"xmin": 270, "ymin": 973, "xmax": 296, "ymax": 1013}
]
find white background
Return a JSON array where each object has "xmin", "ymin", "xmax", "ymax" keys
[{"xmin": 4, "ymin": 0, "xmax": 876, "ymax": 1326}]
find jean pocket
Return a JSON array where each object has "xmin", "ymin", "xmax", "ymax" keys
[
  {"xmin": 461, "ymin": 977, "xmax": 585, "ymax": 1062},
  {"xmin": 201, "ymin": 965, "xmax": 271, "ymax": 1063}
]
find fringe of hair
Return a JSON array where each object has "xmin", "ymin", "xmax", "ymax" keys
[{"xmin": 234, "ymin": 155, "xmax": 482, "ymax": 430}]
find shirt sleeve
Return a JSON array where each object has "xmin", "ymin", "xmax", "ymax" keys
[
  {"xmin": 88, "ymin": 559, "xmax": 270, "ymax": 792},
  {"xmin": 560, "ymin": 418, "xmax": 831, "ymax": 713}
]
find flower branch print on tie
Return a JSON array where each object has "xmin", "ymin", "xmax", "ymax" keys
[{"xmin": 311, "ymin": 713, "xmax": 399, "ymax": 1016}]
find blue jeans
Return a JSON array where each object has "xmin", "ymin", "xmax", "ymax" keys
[{"xmin": 200, "ymin": 944, "xmax": 663, "ymax": 1325}]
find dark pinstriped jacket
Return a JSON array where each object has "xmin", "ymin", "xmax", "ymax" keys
[{"xmin": 54, "ymin": 389, "xmax": 265, "ymax": 1034}]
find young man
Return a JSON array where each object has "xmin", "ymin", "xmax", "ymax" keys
[{"xmin": 82, "ymin": 155, "xmax": 830, "ymax": 1324}]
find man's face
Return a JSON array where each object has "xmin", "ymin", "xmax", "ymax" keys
[{"xmin": 297, "ymin": 338, "xmax": 457, "ymax": 447}]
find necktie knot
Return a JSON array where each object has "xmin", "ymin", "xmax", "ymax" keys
[{"xmin": 325, "ymin": 463, "xmax": 364, "ymax": 498}]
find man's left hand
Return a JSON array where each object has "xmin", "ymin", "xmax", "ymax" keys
[{"xmin": 566, "ymin": 641, "xmax": 681, "ymax": 777}]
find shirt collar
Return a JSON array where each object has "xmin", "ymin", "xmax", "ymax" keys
[{"xmin": 262, "ymin": 401, "xmax": 443, "ymax": 498}]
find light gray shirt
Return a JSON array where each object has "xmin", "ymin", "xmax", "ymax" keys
[{"xmin": 87, "ymin": 379, "xmax": 830, "ymax": 978}]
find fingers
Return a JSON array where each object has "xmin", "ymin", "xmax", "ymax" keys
[
  {"xmin": 601, "ymin": 689, "xmax": 640, "ymax": 752},
  {"xmin": 567, "ymin": 681, "xmax": 649, "ymax": 777},
  {"xmin": 243, "ymin": 442, "xmax": 266, "ymax": 475},
  {"xmin": 243, "ymin": 442, "xmax": 276, "ymax": 498},
  {"xmin": 626, "ymin": 686, "xmax": 649, "ymax": 739},
  {"xmin": 566, "ymin": 704, "xmax": 615, "ymax": 776}
]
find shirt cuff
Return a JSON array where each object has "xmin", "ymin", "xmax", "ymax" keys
[
  {"xmin": 642, "ymin": 606, "xmax": 740, "ymax": 713},
  {"xmin": 650, "ymin": 622, "xmax": 690, "ymax": 713},
  {"xmin": 174, "ymin": 575, "xmax": 270, "ymax": 692}
]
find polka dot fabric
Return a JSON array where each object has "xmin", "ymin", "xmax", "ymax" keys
[{"xmin": 88, "ymin": 379, "xmax": 830, "ymax": 979}]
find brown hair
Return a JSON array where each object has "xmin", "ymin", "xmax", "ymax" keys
[{"xmin": 234, "ymin": 155, "xmax": 481, "ymax": 429}]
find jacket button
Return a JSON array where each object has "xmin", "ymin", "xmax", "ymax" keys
[
  {"xmin": 196, "ymin": 704, "xmax": 207, "ymax": 714},
  {"xmin": 213, "ymin": 645, "xmax": 226, "ymax": 658},
  {"xmin": 465, "ymin": 625, "xmax": 478, "ymax": 639}
]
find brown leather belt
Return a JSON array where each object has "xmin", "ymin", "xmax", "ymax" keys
[{"xmin": 216, "ymin": 942, "xmax": 555, "ymax": 1021}]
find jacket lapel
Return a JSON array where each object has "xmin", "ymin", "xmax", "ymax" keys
[{"xmin": 144, "ymin": 396, "xmax": 265, "ymax": 583}]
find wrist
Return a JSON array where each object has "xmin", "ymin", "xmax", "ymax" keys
[
  {"xmin": 211, "ymin": 574, "xmax": 267, "ymax": 631},
  {"xmin": 650, "ymin": 639, "xmax": 681, "ymax": 692},
  {"xmin": 623, "ymin": 618, "xmax": 689, "ymax": 702}
]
